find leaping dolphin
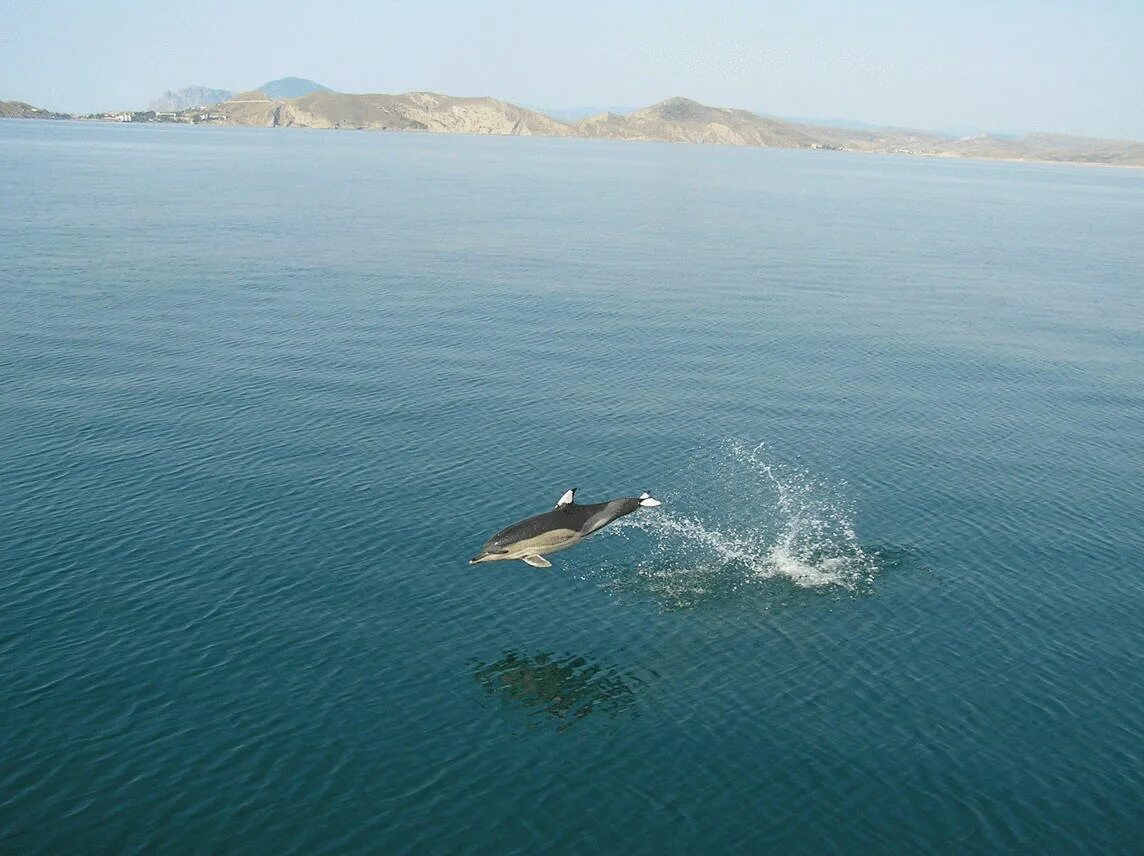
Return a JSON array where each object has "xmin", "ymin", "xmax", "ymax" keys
[{"xmin": 469, "ymin": 488, "xmax": 662, "ymax": 568}]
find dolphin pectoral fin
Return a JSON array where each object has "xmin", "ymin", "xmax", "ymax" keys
[{"xmin": 521, "ymin": 555, "xmax": 552, "ymax": 568}]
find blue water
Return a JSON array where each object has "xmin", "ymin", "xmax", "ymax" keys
[{"xmin": 2, "ymin": 119, "xmax": 1142, "ymax": 854}]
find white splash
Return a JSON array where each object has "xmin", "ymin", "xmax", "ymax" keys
[{"xmin": 605, "ymin": 441, "xmax": 877, "ymax": 604}]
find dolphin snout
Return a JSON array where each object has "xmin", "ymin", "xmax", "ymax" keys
[{"xmin": 470, "ymin": 548, "xmax": 509, "ymax": 564}]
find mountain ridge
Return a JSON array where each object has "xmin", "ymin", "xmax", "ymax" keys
[{"xmin": 4, "ymin": 88, "xmax": 1141, "ymax": 168}]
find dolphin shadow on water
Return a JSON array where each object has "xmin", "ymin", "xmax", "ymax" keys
[{"xmin": 472, "ymin": 651, "xmax": 646, "ymax": 730}]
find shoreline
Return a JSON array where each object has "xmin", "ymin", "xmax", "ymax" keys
[{"xmin": 3, "ymin": 113, "xmax": 1141, "ymax": 171}]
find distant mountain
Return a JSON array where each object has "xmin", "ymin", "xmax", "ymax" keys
[
  {"xmin": 257, "ymin": 78, "xmax": 331, "ymax": 100},
  {"xmin": 144, "ymin": 78, "xmax": 328, "ymax": 111},
  {"xmin": 149, "ymin": 86, "xmax": 234, "ymax": 112},
  {"xmin": 0, "ymin": 100, "xmax": 68, "ymax": 119}
]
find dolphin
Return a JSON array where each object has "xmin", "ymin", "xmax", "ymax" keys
[{"xmin": 469, "ymin": 488, "xmax": 662, "ymax": 568}]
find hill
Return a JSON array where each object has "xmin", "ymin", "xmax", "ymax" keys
[
  {"xmin": 0, "ymin": 100, "xmax": 69, "ymax": 119},
  {"xmin": 215, "ymin": 90, "xmax": 576, "ymax": 136},
  {"xmin": 578, "ymin": 97, "xmax": 819, "ymax": 148}
]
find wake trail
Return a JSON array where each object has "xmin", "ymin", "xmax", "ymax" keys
[{"xmin": 602, "ymin": 440, "xmax": 878, "ymax": 606}]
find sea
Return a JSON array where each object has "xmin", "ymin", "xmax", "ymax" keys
[{"xmin": 2, "ymin": 119, "xmax": 1142, "ymax": 854}]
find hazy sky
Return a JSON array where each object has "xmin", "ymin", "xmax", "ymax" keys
[{"xmin": 3, "ymin": 0, "xmax": 1142, "ymax": 138}]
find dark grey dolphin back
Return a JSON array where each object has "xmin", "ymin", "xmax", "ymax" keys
[
  {"xmin": 484, "ymin": 497, "xmax": 643, "ymax": 549},
  {"xmin": 575, "ymin": 498, "xmax": 641, "ymax": 536},
  {"xmin": 485, "ymin": 508, "xmax": 573, "ymax": 549}
]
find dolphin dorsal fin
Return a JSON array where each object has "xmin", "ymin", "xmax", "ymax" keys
[{"xmin": 555, "ymin": 488, "xmax": 576, "ymax": 509}]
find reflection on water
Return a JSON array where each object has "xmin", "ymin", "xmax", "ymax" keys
[{"xmin": 473, "ymin": 651, "xmax": 643, "ymax": 730}]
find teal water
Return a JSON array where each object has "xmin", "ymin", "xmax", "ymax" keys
[{"xmin": 2, "ymin": 120, "xmax": 1142, "ymax": 854}]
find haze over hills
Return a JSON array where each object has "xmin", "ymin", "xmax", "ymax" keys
[
  {"xmin": 5, "ymin": 81, "xmax": 1143, "ymax": 168},
  {"xmin": 148, "ymin": 78, "xmax": 328, "ymax": 112},
  {"xmin": 150, "ymin": 86, "xmax": 234, "ymax": 112},
  {"xmin": 257, "ymin": 77, "xmax": 330, "ymax": 100}
]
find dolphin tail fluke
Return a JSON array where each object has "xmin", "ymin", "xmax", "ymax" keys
[{"xmin": 638, "ymin": 491, "xmax": 662, "ymax": 508}]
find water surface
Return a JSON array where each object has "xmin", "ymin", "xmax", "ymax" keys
[{"xmin": 2, "ymin": 120, "xmax": 1142, "ymax": 854}]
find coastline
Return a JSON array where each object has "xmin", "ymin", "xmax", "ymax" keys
[{"xmin": 3, "ymin": 112, "xmax": 1141, "ymax": 171}]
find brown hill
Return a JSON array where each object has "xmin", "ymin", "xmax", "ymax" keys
[
  {"xmin": 214, "ymin": 90, "xmax": 578, "ymax": 136},
  {"xmin": 579, "ymin": 97, "xmax": 819, "ymax": 148}
]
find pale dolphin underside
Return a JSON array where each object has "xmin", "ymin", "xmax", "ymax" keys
[{"xmin": 469, "ymin": 488, "xmax": 662, "ymax": 568}]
